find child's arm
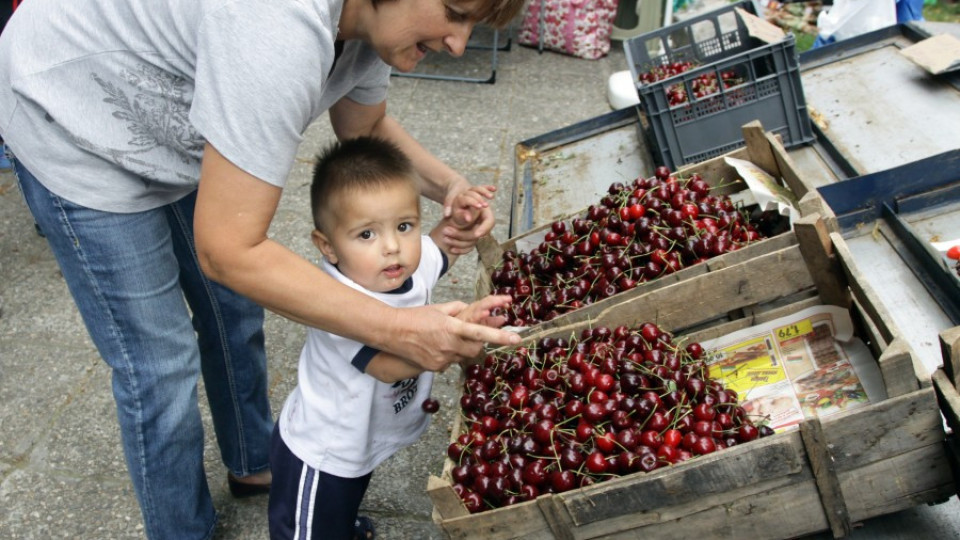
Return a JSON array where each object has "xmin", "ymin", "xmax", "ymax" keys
[
  {"xmin": 431, "ymin": 185, "xmax": 496, "ymax": 266},
  {"xmin": 363, "ymin": 295, "xmax": 513, "ymax": 383},
  {"xmin": 364, "ymin": 352, "xmax": 425, "ymax": 383}
]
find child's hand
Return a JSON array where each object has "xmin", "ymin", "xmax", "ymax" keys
[
  {"xmin": 451, "ymin": 294, "xmax": 512, "ymax": 329},
  {"xmin": 442, "ymin": 185, "xmax": 496, "ymax": 254},
  {"xmin": 447, "ymin": 184, "xmax": 495, "ymax": 229}
]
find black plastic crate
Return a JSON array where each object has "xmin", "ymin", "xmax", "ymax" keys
[{"xmin": 624, "ymin": 1, "xmax": 814, "ymax": 170}]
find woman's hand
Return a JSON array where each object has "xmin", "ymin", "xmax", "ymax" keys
[{"xmin": 386, "ymin": 300, "xmax": 519, "ymax": 372}]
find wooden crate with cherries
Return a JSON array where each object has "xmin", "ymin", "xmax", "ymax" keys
[
  {"xmin": 475, "ymin": 121, "xmax": 831, "ymax": 339},
  {"xmin": 433, "ymin": 213, "xmax": 956, "ymax": 539}
]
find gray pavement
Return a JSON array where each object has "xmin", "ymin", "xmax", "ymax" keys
[{"xmin": 2, "ymin": 23, "xmax": 959, "ymax": 540}]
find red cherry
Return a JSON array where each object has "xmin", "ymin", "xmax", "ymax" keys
[
  {"xmin": 738, "ymin": 424, "xmax": 760, "ymax": 443},
  {"xmin": 595, "ymin": 431, "xmax": 618, "ymax": 454},
  {"xmin": 461, "ymin": 490, "xmax": 484, "ymax": 513},
  {"xmin": 656, "ymin": 443, "xmax": 680, "ymax": 464},
  {"xmin": 585, "ymin": 451, "xmax": 608, "ymax": 473},
  {"xmin": 662, "ymin": 428, "xmax": 683, "ymax": 448},
  {"xmin": 692, "ymin": 436, "xmax": 717, "ymax": 455},
  {"xmin": 551, "ymin": 470, "xmax": 577, "ymax": 493},
  {"xmin": 948, "ymin": 245, "xmax": 960, "ymax": 260},
  {"xmin": 693, "ymin": 402, "xmax": 716, "ymax": 422}
]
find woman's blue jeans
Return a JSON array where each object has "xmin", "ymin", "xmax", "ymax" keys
[{"xmin": 14, "ymin": 158, "xmax": 274, "ymax": 539}]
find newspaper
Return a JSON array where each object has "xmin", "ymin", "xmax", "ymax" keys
[{"xmin": 700, "ymin": 305, "xmax": 886, "ymax": 433}]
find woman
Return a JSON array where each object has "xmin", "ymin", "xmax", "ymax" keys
[{"xmin": 0, "ymin": 0, "xmax": 524, "ymax": 538}]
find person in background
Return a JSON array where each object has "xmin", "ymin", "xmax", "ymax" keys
[
  {"xmin": 0, "ymin": 0, "xmax": 525, "ymax": 538},
  {"xmin": 269, "ymin": 136, "xmax": 509, "ymax": 540}
]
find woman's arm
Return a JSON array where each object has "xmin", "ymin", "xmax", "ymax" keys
[{"xmin": 193, "ymin": 144, "xmax": 519, "ymax": 370}]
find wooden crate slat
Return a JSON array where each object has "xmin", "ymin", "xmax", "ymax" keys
[
  {"xmin": 428, "ymin": 475, "xmax": 470, "ymax": 521},
  {"xmin": 743, "ymin": 121, "xmax": 781, "ymax": 177},
  {"xmin": 768, "ymin": 131, "xmax": 813, "ymax": 201},
  {"xmin": 837, "ymin": 443, "xmax": 955, "ymax": 520},
  {"xmin": 941, "ymin": 326, "xmax": 960, "ymax": 388},
  {"xmin": 521, "ymin": 244, "xmax": 815, "ymax": 344},
  {"xmin": 933, "ymin": 368, "xmax": 960, "ymax": 439},
  {"xmin": 877, "ymin": 337, "xmax": 923, "ymax": 397},
  {"xmin": 822, "ymin": 387, "xmax": 943, "ymax": 470},
  {"xmin": 793, "ymin": 214, "xmax": 850, "ymax": 308},
  {"xmin": 559, "ymin": 435, "xmax": 804, "ymax": 525},
  {"xmin": 800, "ymin": 418, "xmax": 852, "ymax": 538},
  {"xmin": 439, "ymin": 500, "xmax": 552, "ymax": 540},
  {"xmin": 579, "ymin": 479, "xmax": 828, "ymax": 540},
  {"xmin": 703, "ymin": 230, "xmax": 797, "ymax": 270}
]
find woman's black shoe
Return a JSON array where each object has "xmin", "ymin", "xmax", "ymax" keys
[{"xmin": 227, "ymin": 473, "xmax": 271, "ymax": 498}]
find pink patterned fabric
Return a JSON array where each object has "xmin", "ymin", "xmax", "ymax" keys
[{"xmin": 517, "ymin": 0, "xmax": 619, "ymax": 60}]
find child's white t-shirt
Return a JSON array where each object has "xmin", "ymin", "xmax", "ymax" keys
[{"xmin": 278, "ymin": 236, "xmax": 448, "ymax": 477}]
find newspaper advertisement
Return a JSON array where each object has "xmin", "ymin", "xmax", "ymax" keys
[{"xmin": 700, "ymin": 305, "xmax": 886, "ymax": 433}]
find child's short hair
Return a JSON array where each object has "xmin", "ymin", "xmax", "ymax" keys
[{"xmin": 310, "ymin": 136, "xmax": 418, "ymax": 231}]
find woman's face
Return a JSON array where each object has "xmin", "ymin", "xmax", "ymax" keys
[{"xmin": 366, "ymin": 0, "xmax": 479, "ymax": 72}]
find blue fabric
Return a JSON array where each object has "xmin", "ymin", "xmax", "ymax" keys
[
  {"xmin": 896, "ymin": 0, "xmax": 925, "ymax": 22},
  {"xmin": 14, "ymin": 159, "xmax": 273, "ymax": 540},
  {"xmin": 812, "ymin": 33, "xmax": 837, "ymax": 49},
  {"xmin": 269, "ymin": 424, "xmax": 374, "ymax": 540}
]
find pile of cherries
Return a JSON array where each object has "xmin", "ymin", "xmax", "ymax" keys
[
  {"xmin": 637, "ymin": 60, "xmax": 744, "ymax": 106},
  {"xmin": 447, "ymin": 322, "xmax": 773, "ymax": 514},
  {"xmin": 489, "ymin": 166, "xmax": 776, "ymax": 327}
]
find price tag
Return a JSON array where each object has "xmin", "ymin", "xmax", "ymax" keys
[{"xmin": 774, "ymin": 319, "xmax": 813, "ymax": 342}]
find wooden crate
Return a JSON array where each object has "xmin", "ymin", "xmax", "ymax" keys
[
  {"xmin": 477, "ymin": 121, "xmax": 834, "ymax": 338},
  {"xmin": 932, "ymin": 327, "xmax": 960, "ymax": 500},
  {"xmin": 434, "ymin": 214, "xmax": 955, "ymax": 539}
]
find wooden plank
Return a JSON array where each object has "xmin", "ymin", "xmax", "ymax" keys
[
  {"xmin": 822, "ymin": 387, "xmax": 943, "ymax": 471},
  {"xmin": 439, "ymin": 499, "xmax": 553, "ymax": 540},
  {"xmin": 877, "ymin": 337, "xmax": 922, "ymax": 398},
  {"xmin": 793, "ymin": 214, "xmax": 850, "ymax": 308},
  {"xmin": 536, "ymin": 497, "xmax": 576, "ymax": 540},
  {"xmin": 677, "ymin": 146, "xmax": 750, "ymax": 193},
  {"xmin": 477, "ymin": 234, "xmax": 504, "ymax": 269},
  {"xmin": 560, "ymin": 434, "xmax": 805, "ymax": 525},
  {"xmin": 800, "ymin": 418, "xmax": 852, "ymax": 538},
  {"xmin": 768, "ymin": 130, "xmax": 814, "ymax": 200},
  {"xmin": 837, "ymin": 443, "xmax": 955, "ymax": 520},
  {"xmin": 428, "ymin": 475, "xmax": 469, "ymax": 521},
  {"xmin": 475, "ymin": 265, "xmax": 493, "ymax": 298},
  {"xmin": 799, "ymin": 191, "xmax": 838, "ymax": 232},
  {"xmin": 574, "ymin": 475, "xmax": 828, "ymax": 540},
  {"xmin": 521, "ymin": 244, "xmax": 815, "ymax": 344},
  {"xmin": 941, "ymin": 326, "xmax": 960, "ymax": 389},
  {"xmin": 683, "ymin": 293, "xmax": 822, "ymax": 344},
  {"xmin": 847, "ymin": 298, "xmax": 886, "ymax": 361},
  {"xmin": 704, "ymin": 230, "xmax": 797, "ymax": 270},
  {"xmin": 933, "ymin": 368, "xmax": 960, "ymax": 439},
  {"xmin": 743, "ymin": 120, "xmax": 781, "ymax": 178}
]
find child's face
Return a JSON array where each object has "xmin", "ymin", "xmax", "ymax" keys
[{"xmin": 312, "ymin": 180, "xmax": 423, "ymax": 293}]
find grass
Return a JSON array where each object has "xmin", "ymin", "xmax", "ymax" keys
[{"xmin": 924, "ymin": 1, "xmax": 960, "ymax": 22}]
